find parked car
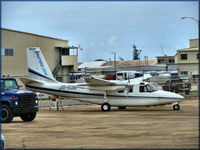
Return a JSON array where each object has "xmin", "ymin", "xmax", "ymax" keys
[{"xmin": 104, "ymin": 74, "xmax": 116, "ymax": 80}]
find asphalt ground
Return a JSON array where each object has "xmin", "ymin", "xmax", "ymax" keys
[{"xmin": 2, "ymin": 97, "xmax": 199, "ymax": 149}]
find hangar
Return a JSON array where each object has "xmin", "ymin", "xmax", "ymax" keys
[{"xmin": 1, "ymin": 28, "xmax": 79, "ymax": 84}]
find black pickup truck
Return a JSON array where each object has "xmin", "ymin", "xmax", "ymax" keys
[{"xmin": 162, "ymin": 78, "xmax": 191, "ymax": 95}]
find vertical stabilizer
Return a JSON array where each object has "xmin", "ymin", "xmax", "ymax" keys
[{"xmin": 26, "ymin": 47, "xmax": 56, "ymax": 82}]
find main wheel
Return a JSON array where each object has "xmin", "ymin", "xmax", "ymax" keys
[
  {"xmin": 1, "ymin": 104, "xmax": 13, "ymax": 123},
  {"xmin": 101, "ymin": 103, "xmax": 111, "ymax": 112},
  {"xmin": 118, "ymin": 106, "xmax": 126, "ymax": 110},
  {"xmin": 173, "ymin": 104, "xmax": 180, "ymax": 110},
  {"xmin": 20, "ymin": 112, "xmax": 37, "ymax": 122}
]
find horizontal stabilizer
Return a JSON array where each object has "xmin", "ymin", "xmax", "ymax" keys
[{"xmin": 20, "ymin": 77, "xmax": 43, "ymax": 85}]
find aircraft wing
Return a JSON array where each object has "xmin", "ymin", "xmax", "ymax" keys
[
  {"xmin": 82, "ymin": 77, "xmax": 134, "ymax": 91},
  {"xmin": 84, "ymin": 76, "xmax": 115, "ymax": 86}
]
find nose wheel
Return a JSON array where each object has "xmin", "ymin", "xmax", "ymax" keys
[
  {"xmin": 101, "ymin": 103, "xmax": 111, "ymax": 112},
  {"xmin": 173, "ymin": 104, "xmax": 180, "ymax": 110}
]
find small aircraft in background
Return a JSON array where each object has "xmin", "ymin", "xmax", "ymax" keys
[{"xmin": 20, "ymin": 47, "xmax": 184, "ymax": 112}]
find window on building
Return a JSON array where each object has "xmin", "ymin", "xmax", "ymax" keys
[
  {"xmin": 181, "ymin": 54, "xmax": 187, "ymax": 60},
  {"xmin": 197, "ymin": 54, "xmax": 199, "ymax": 60},
  {"xmin": 61, "ymin": 48, "xmax": 69, "ymax": 55},
  {"xmin": 180, "ymin": 71, "xmax": 188, "ymax": 76},
  {"xmin": 169, "ymin": 59, "xmax": 174, "ymax": 63},
  {"xmin": 1, "ymin": 48, "xmax": 14, "ymax": 56}
]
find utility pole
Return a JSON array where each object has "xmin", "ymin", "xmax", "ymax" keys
[
  {"xmin": 144, "ymin": 56, "xmax": 148, "ymax": 65},
  {"xmin": 138, "ymin": 50, "xmax": 142, "ymax": 72},
  {"xmin": 111, "ymin": 52, "xmax": 116, "ymax": 73},
  {"xmin": 109, "ymin": 58, "xmax": 111, "ymax": 66}
]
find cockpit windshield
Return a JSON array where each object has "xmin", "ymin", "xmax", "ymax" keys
[
  {"xmin": 140, "ymin": 82, "xmax": 161, "ymax": 93},
  {"xmin": 146, "ymin": 82, "xmax": 161, "ymax": 92},
  {"xmin": 1, "ymin": 79, "xmax": 18, "ymax": 90}
]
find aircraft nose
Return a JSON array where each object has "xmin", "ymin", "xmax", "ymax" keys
[{"xmin": 174, "ymin": 93, "xmax": 184, "ymax": 100}]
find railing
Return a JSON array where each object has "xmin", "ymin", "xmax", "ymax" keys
[{"xmin": 52, "ymin": 58, "xmax": 62, "ymax": 77}]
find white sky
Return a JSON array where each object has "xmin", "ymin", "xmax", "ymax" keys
[{"xmin": 2, "ymin": 1, "xmax": 198, "ymax": 62}]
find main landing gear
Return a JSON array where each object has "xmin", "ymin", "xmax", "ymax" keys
[
  {"xmin": 101, "ymin": 102, "xmax": 111, "ymax": 112},
  {"xmin": 101, "ymin": 91, "xmax": 111, "ymax": 112}
]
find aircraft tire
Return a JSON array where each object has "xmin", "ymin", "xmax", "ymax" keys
[
  {"xmin": 118, "ymin": 106, "xmax": 126, "ymax": 110},
  {"xmin": 101, "ymin": 103, "xmax": 111, "ymax": 112},
  {"xmin": 173, "ymin": 104, "xmax": 180, "ymax": 110}
]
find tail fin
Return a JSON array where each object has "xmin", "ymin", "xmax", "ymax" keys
[{"xmin": 26, "ymin": 47, "xmax": 56, "ymax": 82}]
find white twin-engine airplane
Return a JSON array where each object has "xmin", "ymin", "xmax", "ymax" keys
[{"xmin": 20, "ymin": 47, "xmax": 184, "ymax": 112}]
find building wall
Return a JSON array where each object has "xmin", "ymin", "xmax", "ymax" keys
[
  {"xmin": 178, "ymin": 63, "xmax": 198, "ymax": 77},
  {"xmin": 176, "ymin": 49, "xmax": 198, "ymax": 64},
  {"xmin": 176, "ymin": 38, "xmax": 199, "ymax": 77},
  {"xmin": 190, "ymin": 39, "xmax": 198, "ymax": 48},
  {"xmin": 2, "ymin": 28, "xmax": 69, "ymax": 82},
  {"xmin": 156, "ymin": 56, "xmax": 175, "ymax": 64},
  {"xmin": 62, "ymin": 55, "xmax": 78, "ymax": 71}
]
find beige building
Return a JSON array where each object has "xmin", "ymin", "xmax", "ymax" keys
[
  {"xmin": 175, "ymin": 39, "xmax": 199, "ymax": 78},
  {"xmin": 1, "ymin": 28, "xmax": 78, "ymax": 83},
  {"xmin": 156, "ymin": 56, "xmax": 175, "ymax": 64}
]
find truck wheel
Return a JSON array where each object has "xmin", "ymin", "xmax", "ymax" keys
[
  {"xmin": 185, "ymin": 90, "xmax": 190, "ymax": 95},
  {"xmin": 1, "ymin": 104, "xmax": 13, "ymax": 123},
  {"xmin": 20, "ymin": 112, "xmax": 37, "ymax": 122},
  {"xmin": 101, "ymin": 103, "xmax": 111, "ymax": 112},
  {"xmin": 118, "ymin": 106, "xmax": 126, "ymax": 110}
]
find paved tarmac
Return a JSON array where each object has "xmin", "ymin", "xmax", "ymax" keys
[{"xmin": 2, "ymin": 97, "xmax": 198, "ymax": 149}]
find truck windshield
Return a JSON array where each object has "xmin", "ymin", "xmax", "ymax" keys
[{"xmin": 1, "ymin": 79, "xmax": 18, "ymax": 90}]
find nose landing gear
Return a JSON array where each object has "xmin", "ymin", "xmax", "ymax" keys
[{"xmin": 173, "ymin": 104, "xmax": 180, "ymax": 110}]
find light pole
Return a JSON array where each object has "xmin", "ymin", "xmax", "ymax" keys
[
  {"xmin": 137, "ymin": 50, "xmax": 142, "ymax": 72},
  {"xmin": 111, "ymin": 52, "xmax": 116, "ymax": 72},
  {"xmin": 181, "ymin": 16, "xmax": 199, "ymax": 100},
  {"xmin": 144, "ymin": 56, "xmax": 148, "ymax": 65},
  {"xmin": 181, "ymin": 17, "xmax": 198, "ymax": 24},
  {"xmin": 165, "ymin": 54, "xmax": 168, "ymax": 71}
]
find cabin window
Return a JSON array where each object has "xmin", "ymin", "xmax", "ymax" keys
[
  {"xmin": 129, "ymin": 87, "xmax": 133, "ymax": 93},
  {"xmin": 117, "ymin": 73, "xmax": 123, "ymax": 76},
  {"xmin": 118, "ymin": 90, "xmax": 124, "ymax": 93},
  {"xmin": 140, "ymin": 86, "xmax": 145, "ymax": 92},
  {"xmin": 139, "ymin": 85, "xmax": 150, "ymax": 92}
]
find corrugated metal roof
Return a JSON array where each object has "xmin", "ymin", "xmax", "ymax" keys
[{"xmin": 78, "ymin": 61, "xmax": 106, "ymax": 69}]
